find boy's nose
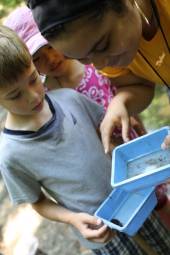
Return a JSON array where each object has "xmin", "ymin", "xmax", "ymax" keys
[{"xmin": 26, "ymin": 88, "xmax": 40, "ymax": 104}]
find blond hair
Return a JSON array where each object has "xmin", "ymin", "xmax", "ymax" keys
[{"xmin": 0, "ymin": 25, "xmax": 31, "ymax": 87}]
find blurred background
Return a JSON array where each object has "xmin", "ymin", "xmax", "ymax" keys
[{"xmin": 0, "ymin": 1, "xmax": 170, "ymax": 255}]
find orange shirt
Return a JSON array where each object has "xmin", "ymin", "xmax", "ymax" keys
[{"xmin": 101, "ymin": 0, "xmax": 170, "ymax": 85}]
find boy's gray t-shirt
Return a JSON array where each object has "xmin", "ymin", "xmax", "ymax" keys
[{"xmin": 0, "ymin": 89, "xmax": 112, "ymax": 249}]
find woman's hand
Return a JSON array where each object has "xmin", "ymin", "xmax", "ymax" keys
[
  {"xmin": 100, "ymin": 97, "xmax": 130, "ymax": 153},
  {"xmin": 102, "ymin": 72, "xmax": 154, "ymax": 153},
  {"xmin": 70, "ymin": 212, "xmax": 115, "ymax": 243},
  {"xmin": 161, "ymin": 135, "xmax": 170, "ymax": 149},
  {"xmin": 100, "ymin": 84, "xmax": 154, "ymax": 153}
]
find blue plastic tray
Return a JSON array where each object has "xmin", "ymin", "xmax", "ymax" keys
[
  {"xmin": 112, "ymin": 126, "xmax": 170, "ymax": 191},
  {"xmin": 95, "ymin": 187, "xmax": 157, "ymax": 236}
]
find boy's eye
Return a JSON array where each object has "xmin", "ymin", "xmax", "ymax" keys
[
  {"xmin": 9, "ymin": 92, "xmax": 22, "ymax": 100},
  {"xmin": 30, "ymin": 75, "xmax": 38, "ymax": 85}
]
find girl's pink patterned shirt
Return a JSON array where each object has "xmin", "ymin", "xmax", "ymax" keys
[{"xmin": 76, "ymin": 64, "xmax": 137, "ymax": 139}]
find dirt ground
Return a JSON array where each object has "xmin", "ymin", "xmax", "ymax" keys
[{"xmin": 0, "ymin": 172, "xmax": 93, "ymax": 255}]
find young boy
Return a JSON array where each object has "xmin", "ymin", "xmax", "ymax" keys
[{"xmin": 0, "ymin": 25, "xmax": 170, "ymax": 255}]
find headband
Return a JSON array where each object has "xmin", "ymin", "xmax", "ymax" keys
[{"xmin": 27, "ymin": 0, "xmax": 107, "ymax": 36}]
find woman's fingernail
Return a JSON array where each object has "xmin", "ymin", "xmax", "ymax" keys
[
  {"xmin": 97, "ymin": 218, "xmax": 102, "ymax": 224},
  {"xmin": 161, "ymin": 143, "xmax": 166, "ymax": 150}
]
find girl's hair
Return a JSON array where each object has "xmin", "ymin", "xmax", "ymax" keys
[
  {"xmin": 0, "ymin": 25, "xmax": 31, "ymax": 88},
  {"xmin": 27, "ymin": 0, "xmax": 125, "ymax": 40}
]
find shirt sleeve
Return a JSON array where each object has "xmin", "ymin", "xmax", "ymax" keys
[
  {"xmin": 49, "ymin": 89, "xmax": 105, "ymax": 128},
  {"xmin": 0, "ymin": 164, "xmax": 41, "ymax": 205},
  {"xmin": 100, "ymin": 67, "xmax": 130, "ymax": 78},
  {"xmin": 76, "ymin": 92, "xmax": 105, "ymax": 128}
]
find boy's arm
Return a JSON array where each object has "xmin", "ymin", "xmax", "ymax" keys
[
  {"xmin": 32, "ymin": 192, "xmax": 115, "ymax": 243},
  {"xmin": 101, "ymin": 73, "xmax": 155, "ymax": 153}
]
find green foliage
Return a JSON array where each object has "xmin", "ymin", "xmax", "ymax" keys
[
  {"xmin": 140, "ymin": 86, "xmax": 170, "ymax": 131},
  {"xmin": 1, "ymin": 0, "xmax": 23, "ymax": 7},
  {"xmin": 0, "ymin": 0, "xmax": 23, "ymax": 20}
]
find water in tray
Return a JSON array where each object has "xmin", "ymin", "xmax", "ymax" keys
[{"xmin": 127, "ymin": 149, "xmax": 170, "ymax": 178}]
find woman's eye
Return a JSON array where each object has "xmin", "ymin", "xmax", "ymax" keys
[
  {"xmin": 95, "ymin": 41, "xmax": 109, "ymax": 53},
  {"xmin": 94, "ymin": 36, "xmax": 110, "ymax": 53}
]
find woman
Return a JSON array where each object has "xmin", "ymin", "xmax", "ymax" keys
[{"xmin": 27, "ymin": 0, "xmax": 170, "ymax": 152}]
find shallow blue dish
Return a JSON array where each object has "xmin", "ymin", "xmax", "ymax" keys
[
  {"xmin": 95, "ymin": 187, "xmax": 157, "ymax": 236},
  {"xmin": 111, "ymin": 126, "xmax": 170, "ymax": 191}
]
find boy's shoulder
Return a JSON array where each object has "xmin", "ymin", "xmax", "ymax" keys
[
  {"xmin": 47, "ymin": 88, "xmax": 81, "ymax": 101},
  {"xmin": 47, "ymin": 88, "xmax": 87, "ymax": 109},
  {"xmin": 47, "ymin": 88, "xmax": 101, "ymax": 108},
  {"xmin": 47, "ymin": 88, "xmax": 104, "ymax": 128}
]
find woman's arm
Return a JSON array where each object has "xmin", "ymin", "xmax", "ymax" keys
[{"xmin": 101, "ymin": 72, "xmax": 155, "ymax": 153}]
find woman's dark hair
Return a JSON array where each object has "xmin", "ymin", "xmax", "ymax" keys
[
  {"xmin": 27, "ymin": 0, "xmax": 125, "ymax": 40},
  {"xmin": 27, "ymin": 0, "xmax": 124, "ymax": 11}
]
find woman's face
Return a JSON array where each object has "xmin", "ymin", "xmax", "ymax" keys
[{"xmin": 50, "ymin": 2, "xmax": 142, "ymax": 69}]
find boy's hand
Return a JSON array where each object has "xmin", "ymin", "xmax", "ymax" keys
[
  {"xmin": 70, "ymin": 212, "xmax": 115, "ymax": 243},
  {"xmin": 100, "ymin": 98, "xmax": 130, "ymax": 153},
  {"xmin": 161, "ymin": 135, "xmax": 170, "ymax": 149}
]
